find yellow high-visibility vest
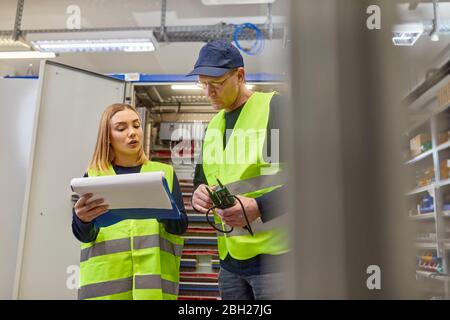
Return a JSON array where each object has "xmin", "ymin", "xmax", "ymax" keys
[
  {"xmin": 78, "ymin": 161, "xmax": 183, "ymax": 300},
  {"xmin": 202, "ymin": 91, "xmax": 289, "ymax": 261}
]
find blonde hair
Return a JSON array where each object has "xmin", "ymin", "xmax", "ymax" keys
[{"xmin": 88, "ymin": 103, "xmax": 148, "ymax": 172}]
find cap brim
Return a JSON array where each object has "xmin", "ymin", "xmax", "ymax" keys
[{"xmin": 186, "ymin": 66, "xmax": 231, "ymax": 77}]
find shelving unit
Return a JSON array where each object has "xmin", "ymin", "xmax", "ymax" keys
[
  {"xmin": 406, "ymin": 184, "xmax": 435, "ymax": 196},
  {"xmin": 408, "ymin": 212, "xmax": 434, "ymax": 221},
  {"xmin": 437, "ymin": 140, "xmax": 450, "ymax": 153},
  {"xmin": 415, "ymin": 242, "xmax": 438, "ymax": 250},
  {"xmin": 129, "ymin": 76, "xmax": 284, "ymax": 300},
  {"xmin": 439, "ymin": 178, "xmax": 450, "ymax": 188},
  {"xmin": 404, "ymin": 67, "xmax": 450, "ymax": 300},
  {"xmin": 405, "ymin": 148, "xmax": 433, "ymax": 165}
]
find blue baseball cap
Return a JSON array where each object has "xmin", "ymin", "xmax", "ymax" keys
[{"xmin": 187, "ymin": 40, "xmax": 244, "ymax": 77}]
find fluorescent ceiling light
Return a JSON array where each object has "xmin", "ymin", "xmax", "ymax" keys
[
  {"xmin": 0, "ymin": 51, "xmax": 56, "ymax": 59},
  {"xmin": 392, "ymin": 23, "xmax": 424, "ymax": 46},
  {"xmin": 171, "ymin": 84, "xmax": 255, "ymax": 90},
  {"xmin": 202, "ymin": 0, "xmax": 276, "ymax": 4},
  {"xmin": 33, "ymin": 40, "xmax": 155, "ymax": 53},
  {"xmin": 392, "ymin": 32, "xmax": 422, "ymax": 46},
  {"xmin": 27, "ymin": 30, "xmax": 158, "ymax": 53}
]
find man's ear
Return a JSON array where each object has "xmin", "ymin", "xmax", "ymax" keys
[{"xmin": 237, "ymin": 67, "xmax": 245, "ymax": 83}]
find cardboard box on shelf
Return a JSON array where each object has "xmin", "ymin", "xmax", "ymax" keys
[
  {"xmin": 416, "ymin": 166, "xmax": 435, "ymax": 187},
  {"xmin": 438, "ymin": 131, "xmax": 450, "ymax": 145},
  {"xmin": 438, "ymin": 81, "xmax": 450, "ymax": 109},
  {"xmin": 441, "ymin": 159, "xmax": 450, "ymax": 180},
  {"xmin": 410, "ymin": 133, "xmax": 431, "ymax": 157},
  {"xmin": 417, "ymin": 177, "xmax": 434, "ymax": 187}
]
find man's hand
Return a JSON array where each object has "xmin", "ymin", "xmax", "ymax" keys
[
  {"xmin": 191, "ymin": 184, "xmax": 214, "ymax": 214},
  {"xmin": 217, "ymin": 196, "xmax": 261, "ymax": 228}
]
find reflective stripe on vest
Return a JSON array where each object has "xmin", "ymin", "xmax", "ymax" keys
[
  {"xmin": 79, "ymin": 160, "xmax": 183, "ymax": 300},
  {"xmin": 80, "ymin": 234, "xmax": 183, "ymax": 262},
  {"xmin": 202, "ymin": 91, "xmax": 289, "ymax": 260},
  {"xmin": 224, "ymin": 171, "xmax": 285, "ymax": 196},
  {"xmin": 78, "ymin": 275, "xmax": 179, "ymax": 300},
  {"xmin": 79, "ymin": 277, "xmax": 133, "ymax": 300}
]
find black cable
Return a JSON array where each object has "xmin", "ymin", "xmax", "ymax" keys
[
  {"xmin": 205, "ymin": 195, "xmax": 253, "ymax": 236},
  {"xmin": 234, "ymin": 195, "xmax": 254, "ymax": 236},
  {"xmin": 206, "ymin": 205, "xmax": 233, "ymax": 234}
]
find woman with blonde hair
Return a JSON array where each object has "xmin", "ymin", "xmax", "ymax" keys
[{"xmin": 72, "ymin": 103, "xmax": 188, "ymax": 300}]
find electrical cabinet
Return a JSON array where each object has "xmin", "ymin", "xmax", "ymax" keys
[{"xmin": 13, "ymin": 61, "xmax": 126, "ymax": 299}]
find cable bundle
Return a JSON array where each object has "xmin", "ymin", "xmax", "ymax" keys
[{"xmin": 233, "ymin": 23, "xmax": 264, "ymax": 56}]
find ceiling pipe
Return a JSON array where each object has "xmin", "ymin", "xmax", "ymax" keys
[
  {"xmin": 0, "ymin": 23, "xmax": 286, "ymax": 42},
  {"xmin": 0, "ymin": 0, "xmax": 286, "ymax": 43},
  {"xmin": 423, "ymin": 19, "xmax": 450, "ymax": 34},
  {"xmin": 1, "ymin": 0, "xmax": 286, "ymax": 43},
  {"xmin": 430, "ymin": 0, "xmax": 440, "ymax": 41},
  {"xmin": 13, "ymin": 0, "xmax": 24, "ymax": 41},
  {"xmin": 406, "ymin": 0, "xmax": 450, "ymax": 10},
  {"xmin": 267, "ymin": 2, "xmax": 273, "ymax": 40},
  {"xmin": 160, "ymin": 0, "xmax": 169, "ymax": 43},
  {"xmin": 1, "ymin": 0, "xmax": 30, "ymax": 49}
]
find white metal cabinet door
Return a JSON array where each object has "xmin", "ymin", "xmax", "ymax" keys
[
  {"xmin": 15, "ymin": 61, "xmax": 125, "ymax": 299},
  {"xmin": 0, "ymin": 78, "xmax": 38, "ymax": 299}
]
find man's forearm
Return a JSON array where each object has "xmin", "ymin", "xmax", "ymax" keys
[{"xmin": 255, "ymin": 186, "xmax": 285, "ymax": 223}]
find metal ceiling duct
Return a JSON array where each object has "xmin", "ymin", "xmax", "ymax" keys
[
  {"xmin": 0, "ymin": 0, "xmax": 286, "ymax": 43},
  {"xmin": 0, "ymin": 23, "xmax": 286, "ymax": 43}
]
